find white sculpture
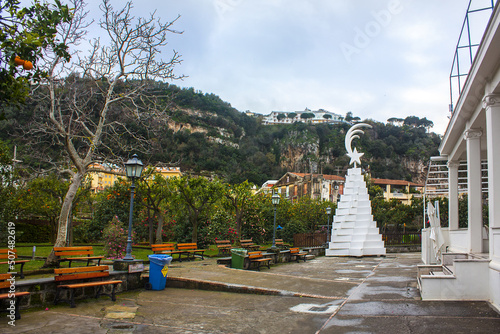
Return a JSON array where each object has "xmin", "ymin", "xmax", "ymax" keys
[{"xmin": 326, "ymin": 123, "xmax": 386, "ymax": 256}]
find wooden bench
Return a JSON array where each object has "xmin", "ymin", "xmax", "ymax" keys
[
  {"xmin": 275, "ymin": 239, "xmax": 290, "ymax": 250},
  {"xmin": 54, "ymin": 265, "xmax": 122, "ymax": 308},
  {"xmin": 151, "ymin": 243, "xmax": 184, "ymax": 260},
  {"xmin": 240, "ymin": 239, "xmax": 260, "ymax": 250},
  {"xmin": 177, "ymin": 243, "xmax": 207, "ymax": 261},
  {"xmin": 248, "ymin": 251, "xmax": 272, "ymax": 271},
  {"xmin": 289, "ymin": 247, "xmax": 308, "ymax": 263},
  {"xmin": 0, "ymin": 273, "xmax": 30, "ymax": 320},
  {"xmin": 215, "ymin": 240, "xmax": 232, "ymax": 256},
  {"xmin": 0, "ymin": 249, "xmax": 30, "ymax": 279},
  {"xmin": 53, "ymin": 246, "xmax": 105, "ymax": 267}
]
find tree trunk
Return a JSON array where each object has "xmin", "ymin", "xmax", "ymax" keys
[
  {"xmin": 191, "ymin": 211, "xmax": 199, "ymax": 244},
  {"xmin": 155, "ymin": 212, "xmax": 164, "ymax": 244},
  {"xmin": 148, "ymin": 207, "xmax": 154, "ymax": 245},
  {"xmin": 235, "ymin": 209, "xmax": 243, "ymax": 239},
  {"xmin": 44, "ymin": 172, "xmax": 83, "ymax": 267}
]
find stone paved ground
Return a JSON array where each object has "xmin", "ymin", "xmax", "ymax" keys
[{"xmin": 1, "ymin": 253, "xmax": 499, "ymax": 333}]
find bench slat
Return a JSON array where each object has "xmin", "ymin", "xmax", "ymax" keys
[
  {"xmin": 55, "ymin": 250, "xmax": 94, "ymax": 256},
  {"xmin": 0, "ymin": 292, "xmax": 30, "ymax": 299},
  {"xmin": 55, "ymin": 271, "xmax": 109, "ymax": 282},
  {"xmin": 58, "ymin": 280, "xmax": 122, "ymax": 289},
  {"xmin": 55, "ymin": 265, "xmax": 109, "ymax": 274}
]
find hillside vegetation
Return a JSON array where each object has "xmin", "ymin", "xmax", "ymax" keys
[{"xmin": 0, "ymin": 82, "xmax": 440, "ymax": 185}]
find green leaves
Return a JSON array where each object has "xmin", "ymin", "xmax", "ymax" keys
[{"xmin": 0, "ymin": 0, "xmax": 71, "ymax": 106}]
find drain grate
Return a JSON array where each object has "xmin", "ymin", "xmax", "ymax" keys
[{"xmin": 309, "ymin": 306, "xmax": 329, "ymax": 312}]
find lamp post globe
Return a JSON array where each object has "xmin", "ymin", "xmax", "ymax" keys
[
  {"xmin": 271, "ymin": 192, "xmax": 280, "ymax": 250},
  {"xmin": 123, "ymin": 154, "xmax": 143, "ymax": 261}
]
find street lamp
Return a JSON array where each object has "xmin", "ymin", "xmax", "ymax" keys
[
  {"xmin": 326, "ymin": 206, "xmax": 332, "ymax": 242},
  {"xmin": 271, "ymin": 191, "xmax": 280, "ymax": 250},
  {"xmin": 123, "ymin": 154, "xmax": 144, "ymax": 261}
]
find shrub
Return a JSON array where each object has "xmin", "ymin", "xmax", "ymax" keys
[{"xmin": 102, "ymin": 216, "xmax": 134, "ymax": 259}]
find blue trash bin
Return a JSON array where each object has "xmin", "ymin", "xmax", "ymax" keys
[{"xmin": 148, "ymin": 254, "xmax": 172, "ymax": 290}]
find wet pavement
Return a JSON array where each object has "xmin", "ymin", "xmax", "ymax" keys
[{"xmin": 1, "ymin": 253, "xmax": 499, "ymax": 333}]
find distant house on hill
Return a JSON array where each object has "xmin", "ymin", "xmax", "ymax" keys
[{"xmin": 262, "ymin": 108, "xmax": 344, "ymax": 125}]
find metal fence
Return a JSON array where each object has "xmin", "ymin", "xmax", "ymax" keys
[
  {"xmin": 382, "ymin": 232, "xmax": 421, "ymax": 246},
  {"xmin": 293, "ymin": 231, "xmax": 421, "ymax": 247},
  {"xmin": 293, "ymin": 233, "xmax": 328, "ymax": 247}
]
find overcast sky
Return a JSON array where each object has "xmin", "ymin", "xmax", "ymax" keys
[{"xmin": 84, "ymin": 0, "xmax": 495, "ymax": 135}]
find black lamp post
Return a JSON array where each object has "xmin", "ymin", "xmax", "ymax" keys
[
  {"xmin": 326, "ymin": 206, "xmax": 332, "ymax": 241},
  {"xmin": 123, "ymin": 154, "xmax": 143, "ymax": 261},
  {"xmin": 271, "ymin": 191, "xmax": 280, "ymax": 250}
]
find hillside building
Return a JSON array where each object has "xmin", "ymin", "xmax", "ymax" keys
[
  {"xmin": 87, "ymin": 163, "xmax": 124, "ymax": 192},
  {"xmin": 371, "ymin": 178, "xmax": 424, "ymax": 205},
  {"xmin": 273, "ymin": 172, "xmax": 345, "ymax": 202},
  {"xmin": 88, "ymin": 163, "xmax": 181, "ymax": 192},
  {"xmin": 154, "ymin": 166, "xmax": 182, "ymax": 179},
  {"xmin": 272, "ymin": 172, "xmax": 423, "ymax": 205},
  {"xmin": 262, "ymin": 108, "xmax": 344, "ymax": 125}
]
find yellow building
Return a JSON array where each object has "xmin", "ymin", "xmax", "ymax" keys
[
  {"xmin": 372, "ymin": 178, "xmax": 423, "ymax": 205},
  {"xmin": 154, "ymin": 166, "xmax": 182, "ymax": 179},
  {"xmin": 88, "ymin": 164, "xmax": 182, "ymax": 192},
  {"xmin": 87, "ymin": 163, "xmax": 124, "ymax": 192}
]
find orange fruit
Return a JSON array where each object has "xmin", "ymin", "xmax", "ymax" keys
[
  {"xmin": 23, "ymin": 61, "xmax": 33, "ymax": 70},
  {"xmin": 14, "ymin": 56, "xmax": 25, "ymax": 66}
]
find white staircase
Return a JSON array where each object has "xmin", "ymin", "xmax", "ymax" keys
[{"xmin": 417, "ymin": 253, "xmax": 490, "ymax": 300}]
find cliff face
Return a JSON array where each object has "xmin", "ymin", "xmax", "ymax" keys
[
  {"xmin": 401, "ymin": 157, "xmax": 427, "ymax": 184},
  {"xmin": 279, "ymin": 130, "xmax": 320, "ymax": 172}
]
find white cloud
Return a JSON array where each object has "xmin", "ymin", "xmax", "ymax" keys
[{"xmin": 81, "ymin": 0, "xmax": 483, "ymax": 135}]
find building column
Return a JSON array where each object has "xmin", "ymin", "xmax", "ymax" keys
[
  {"xmin": 448, "ymin": 160, "xmax": 460, "ymax": 231},
  {"xmin": 465, "ymin": 128, "xmax": 483, "ymax": 253},
  {"xmin": 485, "ymin": 95, "xmax": 500, "ymax": 230},
  {"xmin": 484, "ymin": 95, "xmax": 500, "ymax": 264}
]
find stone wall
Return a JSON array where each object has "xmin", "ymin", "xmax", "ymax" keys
[{"xmin": 1, "ymin": 271, "xmax": 146, "ymax": 311}]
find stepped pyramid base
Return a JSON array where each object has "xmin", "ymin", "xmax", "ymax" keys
[
  {"xmin": 326, "ymin": 167, "xmax": 386, "ymax": 257},
  {"xmin": 326, "ymin": 247, "xmax": 386, "ymax": 257}
]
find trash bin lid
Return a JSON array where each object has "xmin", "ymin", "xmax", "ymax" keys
[
  {"xmin": 148, "ymin": 254, "xmax": 172, "ymax": 265},
  {"xmin": 231, "ymin": 248, "xmax": 247, "ymax": 255}
]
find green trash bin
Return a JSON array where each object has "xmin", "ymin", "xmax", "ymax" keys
[{"xmin": 231, "ymin": 248, "xmax": 247, "ymax": 269}]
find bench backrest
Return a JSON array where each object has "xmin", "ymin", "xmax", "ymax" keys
[
  {"xmin": 290, "ymin": 247, "xmax": 300, "ymax": 254},
  {"xmin": 0, "ymin": 273, "xmax": 13, "ymax": 289},
  {"xmin": 275, "ymin": 239, "xmax": 284, "ymax": 245},
  {"xmin": 215, "ymin": 240, "xmax": 230, "ymax": 245},
  {"xmin": 177, "ymin": 243, "xmax": 198, "ymax": 251},
  {"xmin": 248, "ymin": 251, "xmax": 263, "ymax": 259},
  {"xmin": 151, "ymin": 243, "xmax": 176, "ymax": 253},
  {"xmin": 0, "ymin": 248, "xmax": 18, "ymax": 260},
  {"xmin": 54, "ymin": 265, "xmax": 110, "ymax": 282},
  {"xmin": 54, "ymin": 246, "xmax": 94, "ymax": 257},
  {"xmin": 240, "ymin": 239, "xmax": 254, "ymax": 246}
]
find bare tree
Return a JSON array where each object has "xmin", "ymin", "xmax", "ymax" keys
[{"xmin": 34, "ymin": 0, "xmax": 183, "ymax": 266}]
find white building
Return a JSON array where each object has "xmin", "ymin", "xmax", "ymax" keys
[
  {"xmin": 262, "ymin": 108, "xmax": 344, "ymax": 125},
  {"xmin": 418, "ymin": 1, "xmax": 500, "ymax": 312}
]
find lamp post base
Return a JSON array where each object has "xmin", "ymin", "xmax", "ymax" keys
[{"xmin": 113, "ymin": 259, "xmax": 144, "ymax": 272}]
